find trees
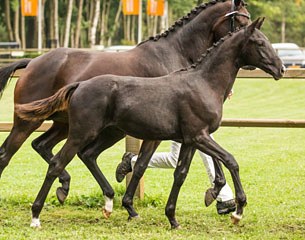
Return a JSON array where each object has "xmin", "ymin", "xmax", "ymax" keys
[
  {"xmin": 247, "ymin": 0, "xmax": 305, "ymax": 44},
  {"xmin": 4, "ymin": 0, "xmax": 14, "ymax": 42},
  {"xmin": 1, "ymin": 0, "xmax": 305, "ymax": 48}
]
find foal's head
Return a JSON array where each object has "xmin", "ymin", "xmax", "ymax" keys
[{"xmin": 240, "ymin": 18, "xmax": 285, "ymax": 80}]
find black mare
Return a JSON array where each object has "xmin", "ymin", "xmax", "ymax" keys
[
  {"xmin": 0, "ymin": 0, "xmax": 250, "ymax": 211},
  {"xmin": 16, "ymin": 18, "xmax": 285, "ymax": 229}
]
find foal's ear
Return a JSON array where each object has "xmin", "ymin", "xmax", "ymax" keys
[
  {"xmin": 256, "ymin": 17, "xmax": 265, "ymax": 30},
  {"xmin": 245, "ymin": 17, "xmax": 262, "ymax": 36}
]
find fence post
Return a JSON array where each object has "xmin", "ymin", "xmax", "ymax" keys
[{"xmin": 125, "ymin": 135, "xmax": 145, "ymax": 200}]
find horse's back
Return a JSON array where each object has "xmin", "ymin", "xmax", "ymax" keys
[{"xmin": 14, "ymin": 47, "xmax": 143, "ymax": 104}]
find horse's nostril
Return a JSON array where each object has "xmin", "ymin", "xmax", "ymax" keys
[{"xmin": 281, "ymin": 65, "xmax": 286, "ymax": 74}]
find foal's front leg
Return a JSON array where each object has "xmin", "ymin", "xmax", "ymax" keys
[
  {"xmin": 165, "ymin": 144, "xmax": 196, "ymax": 229},
  {"xmin": 122, "ymin": 140, "xmax": 161, "ymax": 219},
  {"xmin": 193, "ymin": 132, "xmax": 247, "ymax": 224}
]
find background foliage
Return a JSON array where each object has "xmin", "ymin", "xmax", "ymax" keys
[{"xmin": 1, "ymin": 0, "xmax": 305, "ymax": 48}]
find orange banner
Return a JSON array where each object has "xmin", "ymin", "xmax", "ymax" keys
[
  {"xmin": 147, "ymin": 0, "xmax": 164, "ymax": 16},
  {"xmin": 123, "ymin": 0, "xmax": 140, "ymax": 15},
  {"xmin": 21, "ymin": 0, "xmax": 38, "ymax": 16}
]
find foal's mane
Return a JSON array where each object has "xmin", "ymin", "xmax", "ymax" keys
[
  {"xmin": 138, "ymin": 0, "xmax": 247, "ymax": 46},
  {"xmin": 176, "ymin": 26, "xmax": 245, "ymax": 73}
]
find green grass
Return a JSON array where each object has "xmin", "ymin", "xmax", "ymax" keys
[{"xmin": 0, "ymin": 78, "xmax": 305, "ymax": 239}]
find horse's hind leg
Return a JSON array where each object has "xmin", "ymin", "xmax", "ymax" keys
[
  {"xmin": 165, "ymin": 144, "xmax": 196, "ymax": 229},
  {"xmin": 77, "ymin": 127, "xmax": 126, "ymax": 218},
  {"xmin": 31, "ymin": 122, "xmax": 71, "ymax": 204},
  {"xmin": 0, "ymin": 117, "xmax": 42, "ymax": 177},
  {"xmin": 204, "ymin": 158, "xmax": 227, "ymax": 207},
  {"xmin": 122, "ymin": 140, "xmax": 161, "ymax": 219}
]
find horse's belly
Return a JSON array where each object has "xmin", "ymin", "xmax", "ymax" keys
[{"xmin": 117, "ymin": 117, "xmax": 181, "ymax": 140}]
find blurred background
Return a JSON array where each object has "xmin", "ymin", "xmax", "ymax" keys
[{"xmin": 1, "ymin": 0, "xmax": 305, "ymax": 67}]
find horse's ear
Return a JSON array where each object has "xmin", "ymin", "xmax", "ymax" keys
[
  {"xmin": 256, "ymin": 17, "xmax": 265, "ymax": 30},
  {"xmin": 245, "ymin": 18, "xmax": 261, "ymax": 36},
  {"xmin": 234, "ymin": 0, "xmax": 242, "ymax": 7}
]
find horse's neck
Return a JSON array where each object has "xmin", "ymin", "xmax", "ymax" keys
[
  {"xmin": 136, "ymin": 3, "xmax": 229, "ymax": 68},
  {"xmin": 171, "ymin": 3, "xmax": 229, "ymax": 62},
  {"xmin": 136, "ymin": 40, "xmax": 189, "ymax": 72}
]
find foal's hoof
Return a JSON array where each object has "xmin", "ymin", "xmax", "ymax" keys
[
  {"xmin": 128, "ymin": 214, "xmax": 140, "ymax": 221},
  {"xmin": 102, "ymin": 208, "xmax": 112, "ymax": 219},
  {"xmin": 56, "ymin": 187, "xmax": 68, "ymax": 204},
  {"xmin": 30, "ymin": 218, "xmax": 41, "ymax": 228},
  {"xmin": 230, "ymin": 212, "xmax": 242, "ymax": 225},
  {"xmin": 204, "ymin": 188, "xmax": 216, "ymax": 207},
  {"xmin": 171, "ymin": 224, "xmax": 182, "ymax": 230}
]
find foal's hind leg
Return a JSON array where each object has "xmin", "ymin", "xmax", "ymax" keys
[
  {"xmin": 0, "ymin": 117, "xmax": 42, "ymax": 177},
  {"xmin": 31, "ymin": 139, "xmax": 81, "ymax": 228},
  {"xmin": 31, "ymin": 122, "xmax": 71, "ymax": 204},
  {"xmin": 122, "ymin": 140, "xmax": 161, "ymax": 219},
  {"xmin": 77, "ymin": 127, "xmax": 126, "ymax": 218},
  {"xmin": 31, "ymin": 122, "xmax": 102, "ymax": 227}
]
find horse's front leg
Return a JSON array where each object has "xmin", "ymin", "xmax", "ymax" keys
[
  {"xmin": 165, "ymin": 144, "xmax": 196, "ymax": 229},
  {"xmin": 193, "ymin": 131, "xmax": 247, "ymax": 224},
  {"xmin": 122, "ymin": 140, "xmax": 161, "ymax": 220}
]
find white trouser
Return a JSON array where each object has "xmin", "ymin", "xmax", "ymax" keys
[{"xmin": 131, "ymin": 141, "xmax": 234, "ymax": 202}]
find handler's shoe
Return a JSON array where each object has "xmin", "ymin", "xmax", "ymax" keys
[
  {"xmin": 216, "ymin": 199, "xmax": 236, "ymax": 215},
  {"xmin": 115, "ymin": 152, "xmax": 136, "ymax": 182}
]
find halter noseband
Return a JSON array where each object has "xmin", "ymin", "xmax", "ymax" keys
[{"xmin": 225, "ymin": 0, "xmax": 251, "ymax": 32}]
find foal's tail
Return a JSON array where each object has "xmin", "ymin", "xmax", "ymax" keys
[
  {"xmin": 15, "ymin": 82, "xmax": 80, "ymax": 121},
  {"xmin": 0, "ymin": 58, "xmax": 31, "ymax": 97}
]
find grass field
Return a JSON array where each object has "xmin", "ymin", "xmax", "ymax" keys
[{"xmin": 0, "ymin": 77, "xmax": 305, "ymax": 239}]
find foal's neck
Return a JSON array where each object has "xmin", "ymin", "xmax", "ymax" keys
[{"xmin": 198, "ymin": 34, "xmax": 244, "ymax": 99}]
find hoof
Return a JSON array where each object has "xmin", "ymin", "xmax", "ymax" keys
[
  {"xmin": 204, "ymin": 188, "xmax": 216, "ymax": 207},
  {"xmin": 171, "ymin": 224, "xmax": 182, "ymax": 230},
  {"xmin": 128, "ymin": 214, "xmax": 140, "ymax": 221},
  {"xmin": 102, "ymin": 208, "xmax": 112, "ymax": 219},
  {"xmin": 30, "ymin": 218, "xmax": 41, "ymax": 228},
  {"xmin": 230, "ymin": 212, "xmax": 242, "ymax": 225},
  {"xmin": 56, "ymin": 187, "xmax": 68, "ymax": 204}
]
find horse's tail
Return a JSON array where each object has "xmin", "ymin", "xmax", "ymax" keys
[
  {"xmin": 0, "ymin": 58, "xmax": 31, "ymax": 97},
  {"xmin": 15, "ymin": 82, "xmax": 80, "ymax": 121}
]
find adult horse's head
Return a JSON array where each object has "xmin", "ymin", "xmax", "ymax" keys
[
  {"xmin": 239, "ymin": 18, "xmax": 285, "ymax": 80},
  {"xmin": 212, "ymin": 0, "xmax": 251, "ymax": 42}
]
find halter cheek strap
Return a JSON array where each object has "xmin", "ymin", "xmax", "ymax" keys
[{"xmin": 226, "ymin": 0, "xmax": 251, "ymax": 32}]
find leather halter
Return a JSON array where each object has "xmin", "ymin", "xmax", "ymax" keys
[{"xmin": 225, "ymin": 0, "xmax": 251, "ymax": 32}]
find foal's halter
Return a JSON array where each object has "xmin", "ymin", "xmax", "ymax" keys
[{"xmin": 225, "ymin": 0, "xmax": 251, "ymax": 32}]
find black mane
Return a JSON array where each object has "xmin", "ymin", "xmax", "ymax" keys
[
  {"xmin": 176, "ymin": 26, "xmax": 245, "ymax": 72},
  {"xmin": 138, "ymin": 0, "xmax": 229, "ymax": 46}
]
